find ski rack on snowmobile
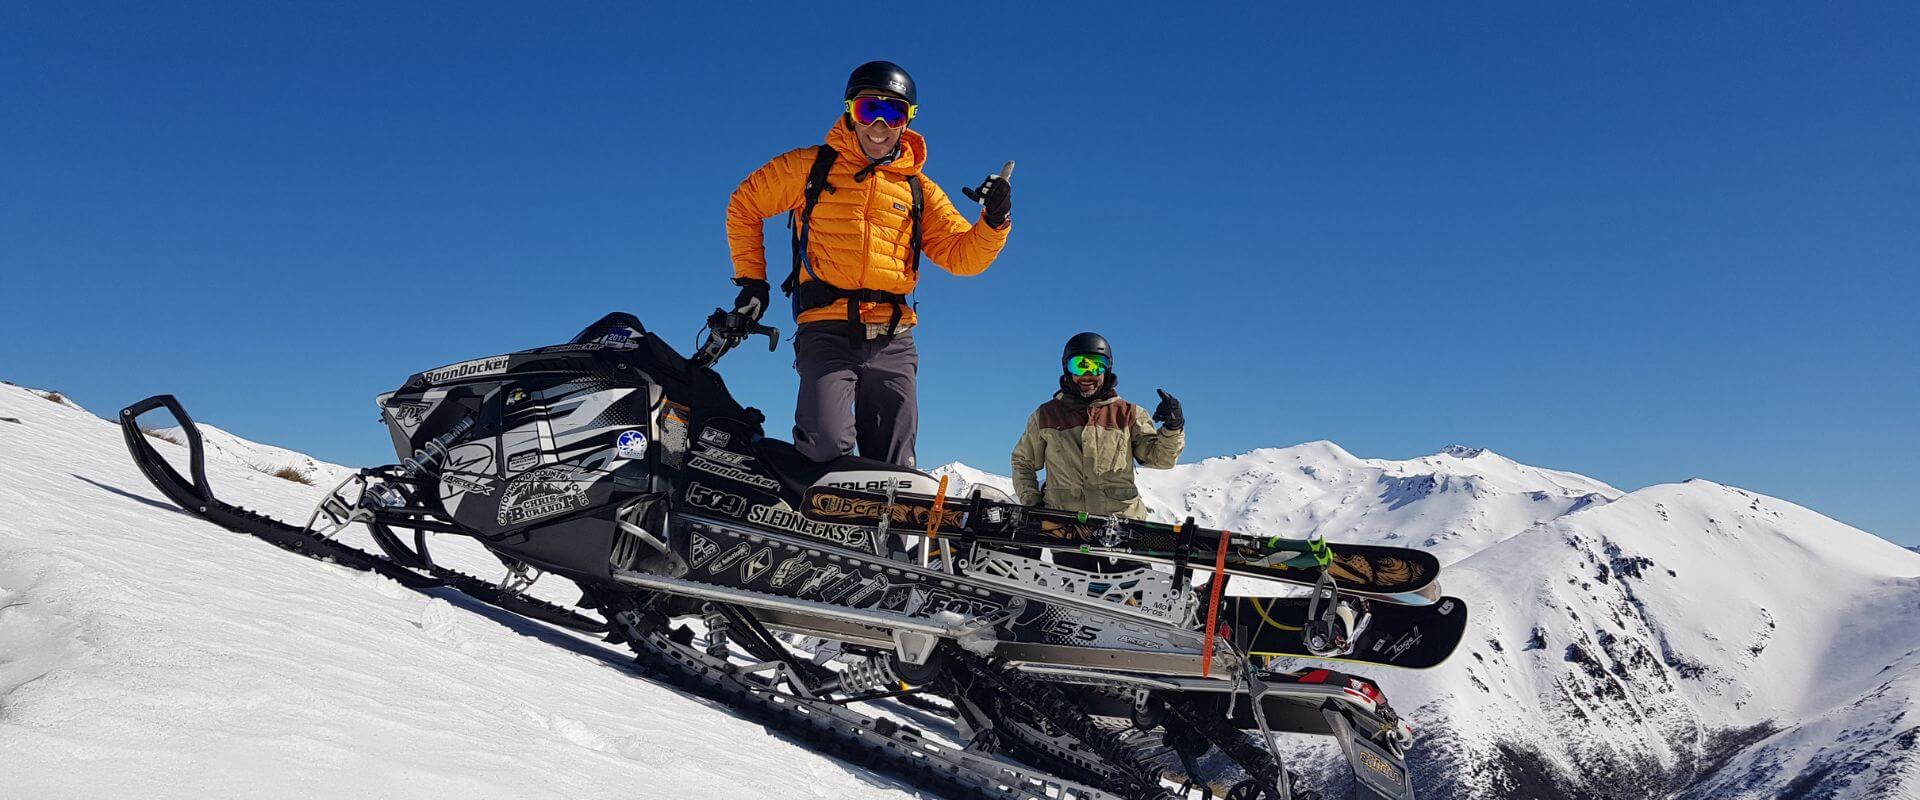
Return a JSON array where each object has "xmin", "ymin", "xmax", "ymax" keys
[{"xmin": 119, "ymin": 381, "xmax": 1421, "ymax": 799}]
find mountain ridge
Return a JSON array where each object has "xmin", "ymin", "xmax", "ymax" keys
[{"xmin": 934, "ymin": 453, "xmax": 1920, "ymax": 798}]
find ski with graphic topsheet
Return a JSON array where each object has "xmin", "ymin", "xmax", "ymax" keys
[
  {"xmin": 801, "ymin": 485, "xmax": 1443, "ymax": 605},
  {"xmin": 1224, "ymin": 595, "xmax": 1468, "ymax": 670}
]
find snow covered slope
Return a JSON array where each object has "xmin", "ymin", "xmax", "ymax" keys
[
  {"xmin": 937, "ymin": 454, "xmax": 1920, "ymax": 799},
  {"xmin": 0, "ymin": 384, "xmax": 918, "ymax": 800},
  {"xmin": 145, "ymin": 421, "xmax": 356, "ymax": 489}
]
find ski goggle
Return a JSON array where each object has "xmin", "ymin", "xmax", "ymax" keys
[
  {"xmin": 1065, "ymin": 354, "xmax": 1110, "ymax": 377},
  {"xmin": 846, "ymin": 96, "xmax": 917, "ymax": 128}
]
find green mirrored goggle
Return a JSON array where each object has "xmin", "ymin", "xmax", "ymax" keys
[{"xmin": 1066, "ymin": 354, "xmax": 1110, "ymax": 376}]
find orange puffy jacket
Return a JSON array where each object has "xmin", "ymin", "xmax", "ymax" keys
[{"xmin": 726, "ymin": 121, "xmax": 1010, "ymax": 327}]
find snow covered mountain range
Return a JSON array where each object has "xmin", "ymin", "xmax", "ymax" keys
[
  {"xmin": 4, "ymin": 380, "xmax": 1916, "ymax": 799},
  {"xmin": 935, "ymin": 449, "xmax": 1920, "ymax": 798}
]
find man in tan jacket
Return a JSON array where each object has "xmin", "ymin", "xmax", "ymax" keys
[{"xmin": 1010, "ymin": 332, "xmax": 1184, "ymax": 570}]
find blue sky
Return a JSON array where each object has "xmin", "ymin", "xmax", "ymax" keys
[{"xmin": 4, "ymin": 3, "xmax": 1915, "ymax": 543}]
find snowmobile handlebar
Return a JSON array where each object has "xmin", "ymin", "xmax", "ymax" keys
[{"xmin": 691, "ymin": 308, "xmax": 778, "ymax": 369}]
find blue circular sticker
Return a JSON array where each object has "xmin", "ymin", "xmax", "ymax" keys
[{"xmin": 616, "ymin": 429, "xmax": 648, "ymax": 459}]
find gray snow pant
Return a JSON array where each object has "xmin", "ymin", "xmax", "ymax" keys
[{"xmin": 792, "ymin": 325, "xmax": 918, "ymax": 467}]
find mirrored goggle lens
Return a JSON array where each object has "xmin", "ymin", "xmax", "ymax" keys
[
  {"xmin": 1067, "ymin": 355, "xmax": 1110, "ymax": 376},
  {"xmin": 848, "ymin": 96, "xmax": 912, "ymax": 127}
]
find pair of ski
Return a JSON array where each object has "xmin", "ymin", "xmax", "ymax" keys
[{"xmin": 802, "ymin": 484, "xmax": 1468, "ymax": 669}]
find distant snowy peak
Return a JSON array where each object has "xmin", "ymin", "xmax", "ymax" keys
[
  {"xmin": 927, "ymin": 461, "xmax": 1015, "ymax": 498},
  {"xmin": 938, "ymin": 440, "xmax": 1626, "ymax": 564},
  {"xmin": 1395, "ymin": 475, "xmax": 1920, "ymax": 799}
]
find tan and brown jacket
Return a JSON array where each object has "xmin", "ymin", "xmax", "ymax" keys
[{"xmin": 1010, "ymin": 390, "xmax": 1185, "ymax": 519}]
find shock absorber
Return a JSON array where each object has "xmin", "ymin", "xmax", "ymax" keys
[
  {"xmin": 367, "ymin": 414, "xmax": 475, "ymax": 510},
  {"xmin": 402, "ymin": 414, "xmax": 475, "ymax": 477},
  {"xmin": 831, "ymin": 656, "xmax": 907, "ymax": 696}
]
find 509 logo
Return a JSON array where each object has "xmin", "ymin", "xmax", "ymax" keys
[{"xmin": 685, "ymin": 481, "xmax": 747, "ymax": 517}]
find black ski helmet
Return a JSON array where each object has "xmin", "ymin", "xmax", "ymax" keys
[
  {"xmin": 1061, "ymin": 332, "xmax": 1112, "ymax": 374},
  {"xmin": 844, "ymin": 60, "xmax": 916, "ymax": 105}
]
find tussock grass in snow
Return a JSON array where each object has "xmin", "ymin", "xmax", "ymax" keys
[{"xmin": 267, "ymin": 465, "xmax": 314, "ymax": 485}]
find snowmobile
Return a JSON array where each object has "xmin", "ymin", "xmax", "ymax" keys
[{"xmin": 120, "ymin": 310, "xmax": 1443, "ymax": 800}]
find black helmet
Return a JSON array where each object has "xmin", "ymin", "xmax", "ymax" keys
[
  {"xmin": 1061, "ymin": 332, "xmax": 1112, "ymax": 373},
  {"xmin": 845, "ymin": 60, "xmax": 916, "ymax": 105}
]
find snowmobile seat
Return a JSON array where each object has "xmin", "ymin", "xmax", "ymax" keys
[{"xmin": 754, "ymin": 437, "xmax": 933, "ymax": 500}]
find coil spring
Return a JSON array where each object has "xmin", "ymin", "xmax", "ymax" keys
[
  {"xmin": 839, "ymin": 656, "xmax": 905, "ymax": 695},
  {"xmin": 402, "ymin": 415, "xmax": 475, "ymax": 477}
]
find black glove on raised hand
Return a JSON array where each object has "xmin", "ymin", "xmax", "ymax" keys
[
  {"xmin": 732, "ymin": 278, "xmax": 770, "ymax": 322},
  {"xmin": 1153, "ymin": 389, "xmax": 1184, "ymax": 431},
  {"xmin": 978, "ymin": 176, "xmax": 1012, "ymax": 229}
]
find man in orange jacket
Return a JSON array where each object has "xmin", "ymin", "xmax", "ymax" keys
[{"xmin": 725, "ymin": 61, "xmax": 1012, "ymax": 468}]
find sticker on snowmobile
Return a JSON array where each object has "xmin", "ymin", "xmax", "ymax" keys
[
  {"xmin": 602, "ymin": 325, "xmax": 637, "ymax": 347},
  {"xmin": 707, "ymin": 543, "xmax": 754, "ymax": 576},
  {"xmin": 506, "ymin": 451, "xmax": 539, "ymax": 472},
  {"xmin": 741, "ymin": 548, "xmax": 773, "ymax": 582},
  {"xmin": 771, "ymin": 555, "xmax": 812, "ymax": 588},
  {"xmin": 688, "ymin": 534, "xmax": 719, "ymax": 569},
  {"xmin": 421, "ymin": 355, "xmax": 510, "ymax": 385},
  {"xmin": 438, "ymin": 443, "xmax": 497, "ymax": 505},
  {"xmin": 441, "ymin": 473, "xmax": 495, "ymax": 497},
  {"xmin": 698, "ymin": 427, "xmax": 731, "ymax": 447},
  {"xmin": 796, "ymin": 565, "xmax": 846, "ymax": 597},
  {"xmin": 874, "ymin": 586, "xmax": 1006, "ymax": 619},
  {"xmin": 688, "ymin": 449, "xmax": 781, "ymax": 492},
  {"xmin": 445, "ymin": 442, "xmax": 494, "ymax": 474},
  {"xmin": 821, "ymin": 572, "xmax": 890, "ymax": 606},
  {"xmin": 818, "ymin": 471, "xmax": 941, "ymax": 495},
  {"xmin": 387, "ymin": 402, "xmax": 430, "ymax": 430},
  {"xmin": 495, "ymin": 464, "xmax": 591, "ymax": 526},
  {"xmin": 615, "ymin": 429, "xmax": 648, "ymax": 460},
  {"xmin": 1351, "ymin": 741, "xmax": 1409, "ymax": 792},
  {"xmin": 657, "ymin": 401, "xmax": 690, "ymax": 468},
  {"xmin": 690, "ymin": 444, "xmax": 751, "ymax": 467},
  {"xmin": 685, "ymin": 482, "xmax": 748, "ymax": 517},
  {"xmin": 746, "ymin": 502, "xmax": 874, "ymax": 550}
]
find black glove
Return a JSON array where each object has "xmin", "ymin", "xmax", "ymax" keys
[
  {"xmin": 732, "ymin": 278, "xmax": 770, "ymax": 322},
  {"xmin": 978, "ymin": 175, "xmax": 1012, "ymax": 229},
  {"xmin": 1153, "ymin": 389, "xmax": 1184, "ymax": 431}
]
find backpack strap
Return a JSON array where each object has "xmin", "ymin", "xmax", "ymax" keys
[
  {"xmin": 783, "ymin": 146, "xmax": 924, "ymax": 335},
  {"xmin": 906, "ymin": 174, "xmax": 924, "ymax": 278},
  {"xmin": 783, "ymin": 144, "xmax": 839, "ymax": 297}
]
